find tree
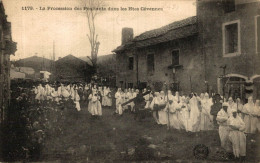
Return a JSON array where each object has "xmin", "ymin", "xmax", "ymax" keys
[{"xmin": 80, "ymin": 0, "xmax": 104, "ymax": 73}]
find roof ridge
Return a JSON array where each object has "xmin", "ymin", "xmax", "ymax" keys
[
  {"xmin": 113, "ymin": 16, "xmax": 198, "ymax": 52},
  {"xmin": 133, "ymin": 16, "xmax": 197, "ymax": 41}
]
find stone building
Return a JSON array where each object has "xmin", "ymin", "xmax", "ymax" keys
[
  {"xmin": 113, "ymin": 0, "xmax": 260, "ymax": 101},
  {"xmin": 197, "ymin": 0, "xmax": 260, "ymax": 100},
  {"xmin": 0, "ymin": 1, "xmax": 17, "ymax": 122}
]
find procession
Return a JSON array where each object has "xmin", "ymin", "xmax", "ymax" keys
[
  {"xmin": 18, "ymin": 81, "xmax": 258, "ymax": 161},
  {"xmin": 32, "ymin": 82, "xmax": 260, "ymax": 131}
]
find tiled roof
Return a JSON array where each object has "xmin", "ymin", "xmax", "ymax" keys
[
  {"xmin": 136, "ymin": 24, "xmax": 198, "ymax": 48},
  {"xmin": 134, "ymin": 16, "xmax": 197, "ymax": 41},
  {"xmin": 113, "ymin": 16, "xmax": 198, "ymax": 52}
]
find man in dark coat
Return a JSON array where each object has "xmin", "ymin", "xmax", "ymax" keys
[
  {"xmin": 133, "ymin": 90, "xmax": 146, "ymax": 121},
  {"xmin": 77, "ymin": 86, "xmax": 84, "ymax": 107},
  {"xmin": 210, "ymin": 94, "xmax": 222, "ymax": 128}
]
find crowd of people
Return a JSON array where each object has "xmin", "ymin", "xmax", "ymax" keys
[
  {"xmin": 32, "ymin": 83, "xmax": 113, "ymax": 118},
  {"xmin": 110, "ymin": 87, "xmax": 260, "ymax": 161},
  {"xmin": 30, "ymin": 82, "xmax": 260, "ymax": 160}
]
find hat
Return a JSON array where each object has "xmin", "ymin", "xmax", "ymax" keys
[
  {"xmin": 248, "ymin": 96, "xmax": 253, "ymax": 100},
  {"xmin": 231, "ymin": 109, "xmax": 237, "ymax": 113}
]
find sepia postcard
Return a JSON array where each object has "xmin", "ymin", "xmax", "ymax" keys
[{"xmin": 0, "ymin": 0, "xmax": 259, "ymax": 162}]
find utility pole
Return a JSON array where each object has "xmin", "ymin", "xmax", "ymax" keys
[
  {"xmin": 190, "ymin": 76, "xmax": 192, "ymax": 93},
  {"xmin": 52, "ymin": 41, "xmax": 56, "ymax": 81},
  {"xmin": 42, "ymin": 54, "xmax": 45, "ymax": 71},
  {"xmin": 53, "ymin": 40, "xmax": 55, "ymax": 61},
  {"xmin": 220, "ymin": 65, "xmax": 227, "ymax": 100}
]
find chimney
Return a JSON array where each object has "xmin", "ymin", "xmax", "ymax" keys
[{"xmin": 121, "ymin": 27, "xmax": 133, "ymax": 45}]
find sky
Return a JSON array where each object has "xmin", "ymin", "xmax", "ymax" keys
[{"xmin": 2, "ymin": 0, "xmax": 196, "ymax": 61}]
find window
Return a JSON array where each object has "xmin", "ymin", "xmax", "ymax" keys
[
  {"xmin": 172, "ymin": 50, "xmax": 180, "ymax": 66},
  {"xmin": 223, "ymin": 0, "xmax": 235, "ymax": 13},
  {"xmin": 256, "ymin": 15, "xmax": 260, "ymax": 53},
  {"xmin": 223, "ymin": 20, "xmax": 241, "ymax": 57},
  {"xmin": 225, "ymin": 23, "xmax": 238, "ymax": 53},
  {"xmin": 128, "ymin": 57, "xmax": 134, "ymax": 70},
  {"xmin": 147, "ymin": 53, "xmax": 154, "ymax": 72}
]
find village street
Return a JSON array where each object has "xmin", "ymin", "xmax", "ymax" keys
[
  {"xmin": 2, "ymin": 88, "xmax": 259, "ymax": 162},
  {"xmin": 40, "ymin": 108, "xmax": 260, "ymax": 162}
]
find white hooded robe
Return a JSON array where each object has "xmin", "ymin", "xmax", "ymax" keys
[
  {"xmin": 216, "ymin": 109, "xmax": 232, "ymax": 152},
  {"xmin": 228, "ymin": 115, "xmax": 246, "ymax": 158}
]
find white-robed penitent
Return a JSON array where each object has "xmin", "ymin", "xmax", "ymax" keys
[
  {"xmin": 150, "ymin": 92, "xmax": 161, "ymax": 124},
  {"xmin": 178, "ymin": 97, "xmax": 190, "ymax": 131},
  {"xmin": 88, "ymin": 91, "xmax": 102, "ymax": 116},
  {"xmin": 33, "ymin": 86, "xmax": 38, "ymax": 95},
  {"xmin": 45, "ymin": 84, "xmax": 52, "ymax": 100},
  {"xmin": 115, "ymin": 89, "xmax": 123, "ymax": 115},
  {"xmin": 61, "ymin": 87, "xmax": 70, "ymax": 100},
  {"xmin": 251, "ymin": 100, "xmax": 260, "ymax": 133},
  {"xmin": 189, "ymin": 96, "xmax": 201, "ymax": 132},
  {"xmin": 200, "ymin": 93, "xmax": 214, "ymax": 131},
  {"xmin": 173, "ymin": 92, "xmax": 182, "ymax": 122},
  {"xmin": 255, "ymin": 100, "xmax": 260, "ymax": 132},
  {"xmin": 216, "ymin": 104, "xmax": 232, "ymax": 152},
  {"xmin": 227, "ymin": 97, "xmax": 237, "ymax": 117},
  {"xmin": 74, "ymin": 90, "xmax": 81, "ymax": 111},
  {"xmin": 243, "ymin": 97, "xmax": 255, "ymax": 133},
  {"xmin": 51, "ymin": 90, "xmax": 60, "ymax": 103},
  {"xmin": 57, "ymin": 85, "xmax": 62, "ymax": 97},
  {"xmin": 102, "ymin": 87, "xmax": 112, "ymax": 107},
  {"xmin": 173, "ymin": 94, "xmax": 184, "ymax": 129},
  {"xmin": 158, "ymin": 91, "xmax": 167, "ymax": 125},
  {"xmin": 228, "ymin": 111, "xmax": 246, "ymax": 158},
  {"xmin": 35, "ymin": 84, "xmax": 45, "ymax": 101},
  {"xmin": 165, "ymin": 91, "xmax": 180, "ymax": 129}
]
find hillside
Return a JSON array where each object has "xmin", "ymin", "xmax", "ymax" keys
[
  {"xmin": 12, "ymin": 54, "xmax": 115, "ymax": 83},
  {"xmin": 13, "ymin": 56, "xmax": 54, "ymax": 72}
]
